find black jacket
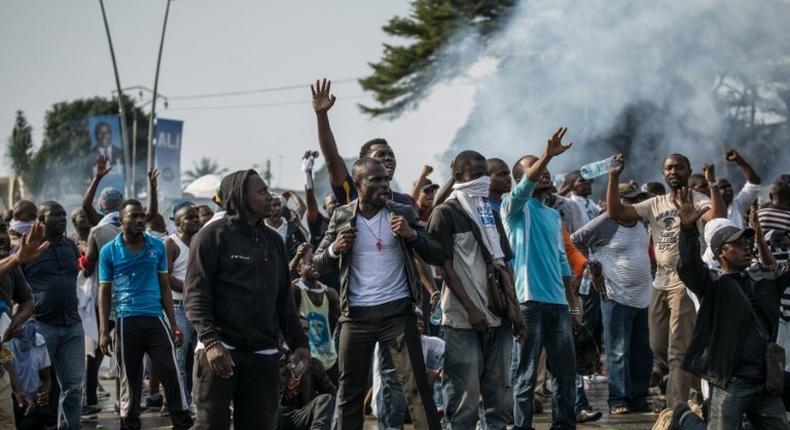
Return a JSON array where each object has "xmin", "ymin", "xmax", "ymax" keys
[
  {"xmin": 184, "ymin": 170, "xmax": 308, "ymax": 352},
  {"xmin": 313, "ymin": 200, "xmax": 442, "ymax": 315},
  {"xmin": 677, "ymin": 225, "xmax": 790, "ymax": 388}
]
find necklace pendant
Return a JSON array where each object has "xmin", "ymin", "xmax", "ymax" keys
[{"xmin": 376, "ymin": 240, "xmax": 383, "ymax": 252}]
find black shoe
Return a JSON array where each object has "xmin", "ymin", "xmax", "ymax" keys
[
  {"xmin": 144, "ymin": 393, "xmax": 163, "ymax": 409},
  {"xmin": 81, "ymin": 404, "xmax": 102, "ymax": 416},
  {"xmin": 577, "ymin": 409, "xmax": 603, "ymax": 423},
  {"xmin": 670, "ymin": 403, "xmax": 691, "ymax": 430}
]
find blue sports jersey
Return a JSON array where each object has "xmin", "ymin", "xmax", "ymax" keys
[{"xmin": 98, "ymin": 232, "xmax": 168, "ymax": 319}]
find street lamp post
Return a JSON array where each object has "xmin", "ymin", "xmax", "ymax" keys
[
  {"xmin": 146, "ymin": 0, "xmax": 173, "ymax": 199},
  {"xmin": 98, "ymin": 0, "xmax": 132, "ymax": 197}
]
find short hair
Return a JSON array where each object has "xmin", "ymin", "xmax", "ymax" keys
[
  {"xmin": 771, "ymin": 180, "xmax": 790, "ymax": 200},
  {"xmin": 197, "ymin": 205, "xmax": 213, "ymax": 214},
  {"xmin": 359, "ymin": 138, "xmax": 389, "ymax": 159},
  {"xmin": 645, "ymin": 181, "xmax": 666, "ymax": 195},
  {"xmin": 453, "ymin": 150, "xmax": 486, "ymax": 175},
  {"xmin": 37, "ymin": 201, "xmax": 62, "ymax": 221},
  {"xmin": 351, "ymin": 157, "xmax": 384, "ymax": 183},
  {"xmin": 13, "ymin": 199, "xmax": 37, "ymax": 219},
  {"xmin": 512, "ymin": 155, "xmax": 538, "ymax": 182},
  {"xmin": 665, "ymin": 153, "xmax": 691, "ymax": 169},
  {"xmin": 120, "ymin": 199, "xmax": 143, "ymax": 213},
  {"xmin": 487, "ymin": 158, "xmax": 508, "ymax": 172}
]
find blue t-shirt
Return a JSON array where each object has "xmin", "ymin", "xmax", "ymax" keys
[{"xmin": 98, "ymin": 232, "xmax": 168, "ymax": 319}]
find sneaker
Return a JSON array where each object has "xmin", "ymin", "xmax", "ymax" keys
[
  {"xmin": 652, "ymin": 408, "xmax": 673, "ymax": 430},
  {"xmin": 576, "ymin": 409, "xmax": 602, "ymax": 423},
  {"xmin": 144, "ymin": 393, "xmax": 163, "ymax": 409},
  {"xmin": 81, "ymin": 404, "xmax": 102, "ymax": 417}
]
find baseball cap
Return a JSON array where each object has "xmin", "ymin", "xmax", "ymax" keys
[
  {"xmin": 618, "ymin": 181, "xmax": 645, "ymax": 199},
  {"xmin": 709, "ymin": 225, "xmax": 755, "ymax": 252},
  {"xmin": 416, "ymin": 178, "xmax": 440, "ymax": 192}
]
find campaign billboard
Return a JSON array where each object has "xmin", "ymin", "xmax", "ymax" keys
[{"xmin": 154, "ymin": 118, "xmax": 183, "ymax": 199}]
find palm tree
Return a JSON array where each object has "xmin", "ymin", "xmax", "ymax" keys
[{"xmin": 182, "ymin": 157, "xmax": 228, "ymax": 184}]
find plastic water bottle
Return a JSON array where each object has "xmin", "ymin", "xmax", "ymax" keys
[
  {"xmin": 579, "ymin": 270, "xmax": 592, "ymax": 295},
  {"xmin": 579, "ymin": 156, "xmax": 619, "ymax": 180},
  {"xmin": 430, "ymin": 305, "xmax": 442, "ymax": 326}
]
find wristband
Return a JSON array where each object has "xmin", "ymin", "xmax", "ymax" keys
[
  {"xmin": 174, "ymin": 329, "xmax": 182, "ymax": 337},
  {"xmin": 204, "ymin": 339, "xmax": 221, "ymax": 351},
  {"xmin": 570, "ymin": 308, "xmax": 581, "ymax": 315}
]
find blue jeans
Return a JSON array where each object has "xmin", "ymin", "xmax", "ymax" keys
[
  {"xmin": 576, "ymin": 374, "xmax": 590, "ymax": 413},
  {"xmin": 37, "ymin": 321, "xmax": 85, "ymax": 430},
  {"xmin": 375, "ymin": 344, "xmax": 444, "ymax": 430},
  {"xmin": 708, "ymin": 378, "xmax": 787, "ymax": 430},
  {"xmin": 513, "ymin": 302, "xmax": 576, "ymax": 430},
  {"xmin": 443, "ymin": 325, "xmax": 513, "ymax": 430},
  {"xmin": 173, "ymin": 301, "xmax": 194, "ymax": 406},
  {"xmin": 600, "ymin": 298, "xmax": 652, "ymax": 409}
]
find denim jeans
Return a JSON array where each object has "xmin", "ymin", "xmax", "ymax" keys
[
  {"xmin": 576, "ymin": 374, "xmax": 590, "ymax": 413},
  {"xmin": 513, "ymin": 302, "xmax": 576, "ymax": 430},
  {"xmin": 376, "ymin": 341, "xmax": 446, "ymax": 430},
  {"xmin": 173, "ymin": 301, "xmax": 194, "ymax": 406},
  {"xmin": 708, "ymin": 378, "xmax": 787, "ymax": 430},
  {"xmin": 443, "ymin": 325, "xmax": 513, "ymax": 430},
  {"xmin": 37, "ymin": 321, "xmax": 85, "ymax": 430},
  {"xmin": 600, "ymin": 298, "xmax": 652, "ymax": 409}
]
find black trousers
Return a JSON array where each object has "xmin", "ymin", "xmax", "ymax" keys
[
  {"xmin": 115, "ymin": 316, "xmax": 192, "ymax": 430},
  {"xmin": 279, "ymin": 393, "xmax": 335, "ymax": 430},
  {"xmin": 337, "ymin": 298, "xmax": 441, "ymax": 430},
  {"xmin": 84, "ymin": 346, "xmax": 104, "ymax": 406},
  {"xmin": 193, "ymin": 348, "xmax": 280, "ymax": 430}
]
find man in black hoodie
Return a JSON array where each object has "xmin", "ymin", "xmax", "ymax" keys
[{"xmin": 185, "ymin": 170, "xmax": 310, "ymax": 430}]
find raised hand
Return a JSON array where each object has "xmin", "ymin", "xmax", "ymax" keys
[
  {"xmin": 703, "ymin": 163, "xmax": 716, "ymax": 183},
  {"xmin": 420, "ymin": 165, "xmax": 434, "ymax": 178},
  {"xmin": 672, "ymin": 187, "xmax": 709, "ymax": 227},
  {"xmin": 610, "ymin": 153, "xmax": 625, "ymax": 176},
  {"xmin": 311, "ymin": 78, "xmax": 336, "ymax": 113},
  {"xmin": 725, "ymin": 149, "xmax": 741, "ymax": 162},
  {"xmin": 148, "ymin": 169, "xmax": 160, "ymax": 188},
  {"xmin": 15, "ymin": 223, "xmax": 50, "ymax": 264},
  {"xmin": 95, "ymin": 154, "xmax": 112, "ymax": 178},
  {"xmin": 546, "ymin": 127, "xmax": 572, "ymax": 157},
  {"xmin": 749, "ymin": 202, "xmax": 763, "ymax": 237}
]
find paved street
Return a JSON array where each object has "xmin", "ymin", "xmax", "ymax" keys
[{"xmin": 80, "ymin": 368, "xmax": 659, "ymax": 429}]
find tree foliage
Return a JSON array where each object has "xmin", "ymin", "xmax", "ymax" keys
[
  {"xmin": 29, "ymin": 96, "xmax": 149, "ymax": 199},
  {"xmin": 182, "ymin": 157, "xmax": 227, "ymax": 184},
  {"xmin": 359, "ymin": 0, "xmax": 516, "ymax": 117},
  {"xmin": 7, "ymin": 111, "xmax": 34, "ymax": 186}
]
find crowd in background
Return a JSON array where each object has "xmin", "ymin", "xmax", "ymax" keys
[{"xmin": 0, "ymin": 78, "xmax": 788, "ymax": 430}]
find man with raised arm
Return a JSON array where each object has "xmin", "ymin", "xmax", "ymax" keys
[
  {"xmin": 81, "ymin": 154, "xmax": 159, "ymax": 227},
  {"xmin": 605, "ymin": 153, "xmax": 725, "ymax": 410},
  {"xmin": 313, "ymin": 158, "xmax": 442, "ymax": 430},
  {"xmin": 503, "ymin": 128, "xmax": 585, "ymax": 430}
]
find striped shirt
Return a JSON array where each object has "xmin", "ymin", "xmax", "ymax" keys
[{"xmin": 758, "ymin": 206, "xmax": 790, "ymax": 235}]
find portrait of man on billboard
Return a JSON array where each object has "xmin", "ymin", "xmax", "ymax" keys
[{"xmin": 89, "ymin": 115, "xmax": 124, "ymax": 170}]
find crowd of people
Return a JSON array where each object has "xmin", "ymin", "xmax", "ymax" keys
[{"xmin": 0, "ymin": 78, "xmax": 789, "ymax": 430}]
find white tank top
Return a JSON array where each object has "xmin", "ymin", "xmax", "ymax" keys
[{"xmin": 168, "ymin": 234, "xmax": 190, "ymax": 300}]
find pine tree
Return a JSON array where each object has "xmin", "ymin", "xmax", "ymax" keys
[
  {"xmin": 359, "ymin": 0, "xmax": 516, "ymax": 117},
  {"xmin": 6, "ymin": 111, "xmax": 34, "ymax": 200}
]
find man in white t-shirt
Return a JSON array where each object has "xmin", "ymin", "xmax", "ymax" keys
[
  {"xmin": 313, "ymin": 158, "xmax": 443, "ymax": 430},
  {"xmin": 605, "ymin": 153, "xmax": 725, "ymax": 410}
]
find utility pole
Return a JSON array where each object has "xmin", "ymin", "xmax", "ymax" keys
[
  {"xmin": 146, "ymin": 0, "xmax": 173, "ymax": 198},
  {"xmin": 98, "ymin": 0, "xmax": 132, "ymax": 197}
]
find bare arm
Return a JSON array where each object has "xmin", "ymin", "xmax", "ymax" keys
[
  {"xmin": 146, "ymin": 169, "xmax": 159, "ymax": 223},
  {"xmin": 605, "ymin": 154, "xmax": 642, "ymax": 223},
  {"xmin": 750, "ymin": 205, "xmax": 776, "ymax": 266},
  {"xmin": 83, "ymin": 234, "xmax": 98, "ymax": 277},
  {"xmin": 98, "ymin": 282, "xmax": 112, "ymax": 341},
  {"xmin": 702, "ymin": 164, "xmax": 726, "ymax": 221},
  {"xmin": 82, "ymin": 154, "xmax": 112, "ymax": 226},
  {"xmin": 411, "ymin": 165, "xmax": 434, "ymax": 202},
  {"xmin": 311, "ymin": 79, "xmax": 347, "ymax": 187},
  {"xmin": 165, "ymin": 239, "xmax": 183, "ymax": 293},
  {"xmin": 158, "ymin": 272, "xmax": 178, "ymax": 331},
  {"xmin": 727, "ymin": 149, "xmax": 761, "ymax": 185},
  {"xmin": 37, "ymin": 366, "xmax": 51, "ymax": 406}
]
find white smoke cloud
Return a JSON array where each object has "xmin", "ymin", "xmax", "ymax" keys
[{"xmin": 442, "ymin": 0, "xmax": 790, "ymax": 183}]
